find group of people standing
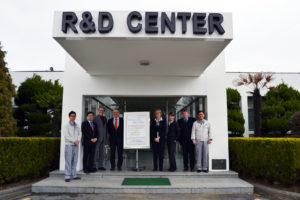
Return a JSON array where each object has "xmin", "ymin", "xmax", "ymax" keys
[
  {"xmin": 63, "ymin": 106, "xmax": 123, "ymax": 182},
  {"xmin": 62, "ymin": 107, "xmax": 212, "ymax": 182},
  {"xmin": 150, "ymin": 109, "xmax": 212, "ymax": 172}
]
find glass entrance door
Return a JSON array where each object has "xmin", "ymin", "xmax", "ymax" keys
[{"xmin": 83, "ymin": 96, "xmax": 206, "ymax": 170}]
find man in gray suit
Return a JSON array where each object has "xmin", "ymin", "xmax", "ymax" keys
[{"xmin": 93, "ymin": 106, "xmax": 108, "ymax": 170}]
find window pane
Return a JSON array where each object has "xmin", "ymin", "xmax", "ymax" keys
[
  {"xmin": 248, "ymin": 109, "xmax": 254, "ymax": 131},
  {"xmin": 248, "ymin": 96, "xmax": 253, "ymax": 109}
]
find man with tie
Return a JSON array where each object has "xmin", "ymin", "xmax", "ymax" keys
[
  {"xmin": 177, "ymin": 109, "xmax": 196, "ymax": 171},
  {"xmin": 81, "ymin": 112, "xmax": 98, "ymax": 173},
  {"xmin": 107, "ymin": 108, "xmax": 124, "ymax": 171},
  {"xmin": 150, "ymin": 109, "xmax": 167, "ymax": 171},
  {"xmin": 93, "ymin": 106, "xmax": 108, "ymax": 171}
]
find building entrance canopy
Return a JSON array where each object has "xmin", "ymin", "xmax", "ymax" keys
[{"xmin": 53, "ymin": 11, "xmax": 233, "ymax": 76}]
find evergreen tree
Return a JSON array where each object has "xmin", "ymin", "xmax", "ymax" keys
[
  {"xmin": 262, "ymin": 83, "xmax": 300, "ymax": 136},
  {"xmin": 227, "ymin": 88, "xmax": 245, "ymax": 137},
  {"xmin": 0, "ymin": 42, "xmax": 17, "ymax": 136},
  {"xmin": 34, "ymin": 79, "xmax": 63, "ymax": 137},
  {"xmin": 14, "ymin": 75, "xmax": 62, "ymax": 136}
]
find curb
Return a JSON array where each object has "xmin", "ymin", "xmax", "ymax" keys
[
  {"xmin": 253, "ymin": 183, "xmax": 300, "ymax": 200},
  {"xmin": 0, "ymin": 184, "xmax": 31, "ymax": 200}
]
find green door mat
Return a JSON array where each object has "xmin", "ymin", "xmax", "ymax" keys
[{"xmin": 122, "ymin": 178, "xmax": 171, "ymax": 186}]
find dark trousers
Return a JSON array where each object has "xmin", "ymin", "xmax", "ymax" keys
[
  {"xmin": 110, "ymin": 142, "xmax": 123, "ymax": 169},
  {"xmin": 167, "ymin": 141, "xmax": 177, "ymax": 170},
  {"xmin": 152, "ymin": 142, "xmax": 165, "ymax": 170},
  {"xmin": 83, "ymin": 142, "xmax": 96, "ymax": 171},
  {"xmin": 181, "ymin": 141, "xmax": 195, "ymax": 170}
]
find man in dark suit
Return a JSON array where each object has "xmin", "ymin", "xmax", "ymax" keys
[
  {"xmin": 93, "ymin": 106, "xmax": 108, "ymax": 171},
  {"xmin": 177, "ymin": 109, "xmax": 196, "ymax": 171},
  {"xmin": 107, "ymin": 108, "xmax": 124, "ymax": 171},
  {"xmin": 167, "ymin": 112, "xmax": 181, "ymax": 172},
  {"xmin": 150, "ymin": 109, "xmax": 167, "ymax": 171},
  {"xmin": 82, "ymin": 112, "xmax": 98, "ymax": 173}
]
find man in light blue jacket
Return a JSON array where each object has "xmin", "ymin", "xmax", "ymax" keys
[
  {"xmin": 191, "ymin": 111, "xmax": 212, "ymax": 173},
  {"xmin": 63, "ymin": 111, "xmax": 82, "ymax": 182}
]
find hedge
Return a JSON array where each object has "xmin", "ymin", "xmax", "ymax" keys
[
  {"xmin": 229, "ymin": 137, "xmax": 300, "ymax": 185},
  {"xmin": 0, "ymin": 137, "xmax": 60, "ymax": 185},
  {"xmin": 1, "ymin": 137, "xmax": 299, "ymax": 186}
]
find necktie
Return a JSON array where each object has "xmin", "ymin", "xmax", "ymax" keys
[
  {"xmin": 114, "ymin": 118, "xmax": 118, "ymax": 131},
  {"xmin": 90, "ymin": 121, "xmax": 94, "ymax": 130},
  {"xmin": 184, "ymin": 118, "xmax": 188, "ymax": 123}
]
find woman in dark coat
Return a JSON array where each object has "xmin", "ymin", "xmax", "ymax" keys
[
  {"xmin": 167, "ymin": 112, "xmax": 180, "ymax": 171},
  {"xmin": 150, "ymin": 109, "xmax": 167, "ymax": 171}
]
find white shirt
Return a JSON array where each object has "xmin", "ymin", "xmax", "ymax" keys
[
  {"xmin": 191, "ymin": 119, "xmax": 212, "ymax": 142},
  {"xmin": 155, "ymin": 117, "xmax": 163, "ymax": 122},
  {"xmin": 63, "ymin": 121, "xmax": 81, "ymax": 145},
  {"xmin": 154, "ymin": 117, "xmax": 163, "ymax": 137}
]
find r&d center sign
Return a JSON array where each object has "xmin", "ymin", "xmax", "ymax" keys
[{"xmin": 61, "ymin": 11, "xmax": 225, "ymax": 35}]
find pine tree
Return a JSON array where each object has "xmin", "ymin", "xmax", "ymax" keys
[
  {"xmin": 0, "ymin": 42, "xmax": 17, "ymax": 136},
  {"xmin": 227, "ymin": 88, "xmax": 245, "ymax": 137},
  {"xmin": 14, "ymin": 75, "xmax": 62, "ymax": 137}
]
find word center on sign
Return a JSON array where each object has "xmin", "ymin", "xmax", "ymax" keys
[{"xmin": 61, "ymin": 11, "xmax": 225, "ymax": 35}]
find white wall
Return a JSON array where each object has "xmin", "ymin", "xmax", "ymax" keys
[{"xmin": 59, "ymin": 51, "xmax": 230, "ymax": 171}]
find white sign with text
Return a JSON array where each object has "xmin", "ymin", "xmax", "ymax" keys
[{"xmin": 123, "ymin": 112, "xmax": 150, "ymax": 149}]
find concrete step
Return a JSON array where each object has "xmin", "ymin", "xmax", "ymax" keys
[
  {"xmin": 49, "ymin": 170, "xmax": 239, "ymax": 178},
  {"xmin": 32, "ymin": 170, "xmax": 253, "ymax": 194}
]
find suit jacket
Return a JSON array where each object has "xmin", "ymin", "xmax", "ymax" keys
[
  {"xmin": 150, "ymin": 118, "xmax": 167, "ymax": 146},
  {"xmin": 81, "ymin": 120, "xmax": 98, "ymax": 145},
  {"xmin": 177, "ymin": 117, "xmax": 196, "ymax": 144},
  {"xmin": 93, "ymin": 115, "xmax": 108, "ymax": 143},
  {"xmin": 167, "ymin": 121, "xmax": 181, "ymax": 142},
  {"xmin": 107, "ymin": 117, "xmax": 124, "ymax": 145}
]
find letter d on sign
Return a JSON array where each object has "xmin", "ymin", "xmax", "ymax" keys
[{"xmin": 98, "ymin": 12, "xmax": 114, "ymax": 33}]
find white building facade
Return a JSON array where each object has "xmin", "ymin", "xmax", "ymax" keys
[
  {"xmin": 52, "ymin": 10, "xmax": 234, "ymax": 172},
  {"xmin": 10, "ymin": 68, "xmax": 300, "ymax": 171}
]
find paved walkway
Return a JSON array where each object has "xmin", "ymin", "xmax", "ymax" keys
[{"xmin": 16, "ymin": 193, "xmax": 270, "ymax": 200}]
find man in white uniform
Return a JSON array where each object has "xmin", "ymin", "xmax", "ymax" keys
[
  {"xmin": 63, "ymin": 111, "xmax": 82, "ymax": 182},
  {"xmin": 191, "ymin": 111, "xmax": 212, "ymax": 173}
]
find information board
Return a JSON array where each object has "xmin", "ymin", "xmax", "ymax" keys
[{"xmin": 123, "ymin": 112, "xmax": 150, "ymax": 149}]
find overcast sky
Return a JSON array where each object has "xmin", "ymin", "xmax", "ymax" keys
[{"xmin": 0, "ymin": 0, "xmax": 299, "ymax": 72}]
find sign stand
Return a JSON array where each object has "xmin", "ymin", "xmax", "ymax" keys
[
  {"xmin": 124, "ymin": 112, "xmax": 150, "ymax": 172},
  {"xmin": 135, "ymin": 149, "xmax": 140, "ymax": 171},
  {"xmin": 132, "ymin": 149, "xmax": 145, "ymax": 171}
]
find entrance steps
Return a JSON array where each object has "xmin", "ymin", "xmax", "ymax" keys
[{"xmin": 32, "ymin": 170, "xmax": 253, "ymax": 194}]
